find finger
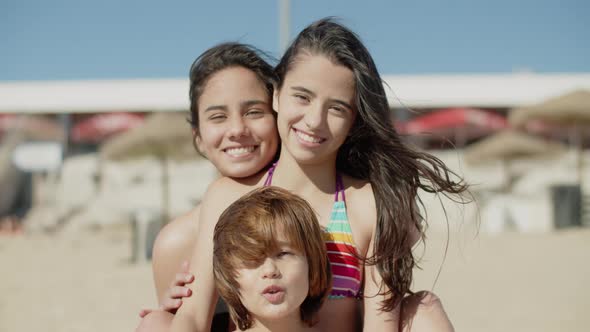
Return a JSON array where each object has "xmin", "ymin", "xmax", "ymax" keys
[
  {"xmin": 161, "ymin": 298, "xmax": 183, "ymax": 312},
  {"xmin": 173, "ymin": 272, "xmax": 194, "ymax": 286},
  {"xmin": 139, "ymin": 308, "xmax": 153, "ymax": 318},
  {"xmin": 168, "ymin": 285, "xmax": 192, "ymax": 299}
]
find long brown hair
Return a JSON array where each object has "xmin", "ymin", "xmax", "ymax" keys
[{"xmin": 275, "ymin": 18, "xmax": 469, "ymax": 311}]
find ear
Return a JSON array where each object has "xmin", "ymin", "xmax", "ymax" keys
[
  {"xmin": 272, "ymin": 89, "xmax": 280, "ymax": 113},
  {"xmin": 193, "ymin": 129, "xmax": 206, "ymax": 156}
]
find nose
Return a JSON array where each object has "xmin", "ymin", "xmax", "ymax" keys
[
  {"xmin": 227, "ymin": 115, "xmax": 248, "ymax": 138},
  {"xmin": 261, "ymin": 258, "xmax": 281, "ymax": 279},
  {"xmin": 303, "ymin": 104, "xmax": 323, "ymax": 130}
]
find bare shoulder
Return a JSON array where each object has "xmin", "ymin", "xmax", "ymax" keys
[
  {"xmin": 152, "ymin": 205, "xmax": 201, "ymax": 266},
  {"xmin": 341, "ymin": 175, "xmax": 376, "ymax": 249},
  {"xmin": 201, "ymin": 171, "xmax": 267, "ymax": 208},
  {"xmin": 188, "ymin": 170, "xmax": 268, "ymax": 257},
  {"xmin": 153, "ymin": 206, "xmax": 201, "ymax": 255},
  {"xmin": 342, "ymin": 175, "xmax": 376, "ymax": 220},
  {"xmin": 152, "ymin": 206, "xmax": 202, "ymax": 299}
]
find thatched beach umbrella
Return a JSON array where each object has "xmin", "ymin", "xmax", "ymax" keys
[
  {"xmin": 509, "ymin": 90, "xmax": 590, "ymax": 127},
  {"xmin": 465, "ymin": 130, "xmax": 567, "ymax": 229},
  {"xmin": 509, "ymin": 89, "xmax": 590, "ymax": 184},
  {"xmin": 100, "ymin": 112, "xmax": 200, "ymax": 220},
  {"xmin": 465, "ymin": 130, "xmax": 566, "ymax": 193},
  {"xmin": 465, "ymin": 130, "xmax": 566, "ymax": 166},
  {"xmin": 100, "ymin": 112, "xmax": 195, "ymax": 161}
]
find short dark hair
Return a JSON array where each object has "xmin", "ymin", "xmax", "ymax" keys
[{"xmin": 213, "ymin": 187, "xmax": 332, "ymax": 330}]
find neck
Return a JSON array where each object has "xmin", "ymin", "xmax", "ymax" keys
[{"xmin": 272, "ymin": 145, "xmax": 337, "ymax": 195}]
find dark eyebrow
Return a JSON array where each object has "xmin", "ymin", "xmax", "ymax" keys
[
  {"xmin": 290, "ymin": 86, "xmax": 316, "ymax": 97},
  {"xmin": 204, "ymin": 105, "xmax": 227, "ymax": 112},
  {"xmin": 241, "ymin": 99, "xmax": 269, "ymax": 108},
  {"xmin": 204, "ymin": 99, "xmax": 268, "ymax": 112}
]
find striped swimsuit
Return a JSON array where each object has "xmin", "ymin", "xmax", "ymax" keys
[{"xmin": 264, "ymin": 164, "xmax": 362, "ymax": 299}]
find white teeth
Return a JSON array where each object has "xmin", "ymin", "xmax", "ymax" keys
[
  {"xmin": 295, "ymin": 130, "xmax": 322, "ymax": 143},
  {"xmin": 225, "ymin": 146, "xmax": 255, "ymax": 156}
]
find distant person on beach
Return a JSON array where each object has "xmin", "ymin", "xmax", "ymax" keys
[
  {"xmin": 168, "ymin": 18, "xmax": 467, "ymax": 332},
  {"xmin": 212, "ymin": 187, "xmax": 331, "ymax": 332},
  {"xmin": 0, "ymin": 166, "xmax": 31, "ymax": 235}
]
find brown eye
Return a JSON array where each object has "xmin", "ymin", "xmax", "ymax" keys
[
  {"xmin": 294, "ymin": 94, "xmax": 310, "ymax": 103},
  {"xmin": 209, "ymin": 113, "xmax": 226, "ymax": 121},
  {"xmin": 277, "ymin": 251, "xmax": 291, "ymax": 258},
  {"xmin": 245, "ymin": 108, "xmax": 265, "ymax": 117}
]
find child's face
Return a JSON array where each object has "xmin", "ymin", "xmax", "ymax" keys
[
  {"xmin": 196, "ymin": 66, "xmax": 279, "ymax": 178},
  {"xmin": 235, "ymin": 233, "xmax": 309, "ymax": 323}
]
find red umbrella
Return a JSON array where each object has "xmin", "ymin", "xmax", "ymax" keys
[
  {"xmin": 395, "ymin": 107, "xmax": 508, "ymax": 146},
  {"xmin": 0, "ymin": 114, "xmax": 17, "ymax": 135},
  {"xmin": 71, "ymin": 113, "xmax": 144, "ymax": 143},
  {"xmin": 396, "ymin": 107, "xmax": 507, "ymax": 135},
  {"xmin": 1, "ymin": 114, "xmax": 64, "ymax": 141}
]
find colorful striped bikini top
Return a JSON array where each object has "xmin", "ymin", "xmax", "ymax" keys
[{"xmin": 264, "ymin": 164, "xmax": 362, "ymax": 299}]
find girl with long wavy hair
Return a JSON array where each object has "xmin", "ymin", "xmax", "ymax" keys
[{"xmin": 170, "ymin": 18, "xmax": 467, "ymax": 332}]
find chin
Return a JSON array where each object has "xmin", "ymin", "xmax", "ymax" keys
[{"xmin": 221, "ymin": 166, "xmax": 259, "ymax": 178}]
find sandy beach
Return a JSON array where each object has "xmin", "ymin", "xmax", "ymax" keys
[{"xmin": 1, "ymin": 223, "xmax": 589, "ymax": 331}]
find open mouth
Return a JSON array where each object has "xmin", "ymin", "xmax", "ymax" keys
[
  {"xmin": 223, "ymin": 145, "xmax": 258, "ymax": 157},
  {"xmin": 293, "ymin": 128, "xmax": 325, "ymax": 145}
]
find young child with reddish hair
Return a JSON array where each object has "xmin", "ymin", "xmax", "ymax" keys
[{"xmin": 213, "ymin": 186, "xmax": 332, "ymax": 332}]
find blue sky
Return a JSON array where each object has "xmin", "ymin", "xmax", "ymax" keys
[{"xmin": 1, "ymin": 0, "xmax": 588, "ymax": 81}]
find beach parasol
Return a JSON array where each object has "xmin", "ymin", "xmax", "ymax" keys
[
  {"xmin": 465, "ymin": 130, "xmax": 566, "ymax": 165},
  {"xmin": 0, "ymin": 114, "xmax": 16, "ymax": 137},
  {"xmin": 71, "ymin": 113, "xmax": 144, "ymax": 143},
  {"xmin": 100, "ymin": 112, "xmax": 196, "ymax": 161},
  {"xmin": 509, "ymin": 89, "xmax": 590, "ymax": 184},
  {"xmin": 509, "ymin": 90, "xmax": 590, "ymax": 126},
  {"xmin": 465, "ymin": 130, "xmax": 568, "ymax": 230},
  {"xmin": 396, "ymin": 107, "xmax": 507, "ymax": 147},
  {"xmin": 0, "ymin": 115, "xmax": 64, "ymax": 142},
  {"xmin": 100, "ymin": 112, "xmax": 200, "ymax": 220},
  {"xmin": 465, "ymin": 129, "xmax": 566, "ymax": 193}
]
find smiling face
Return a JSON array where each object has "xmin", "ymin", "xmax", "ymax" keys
[
  {"xmin": 234, "ymin": 233, "xmax": 310, "ymax": 324},
  {"xmin": 273, "ymin": 54, "xmax": 356, "ymax": 165},
  {"xmin": 196, "ymin": 66, "xmax": 278, "ymax": 177}
]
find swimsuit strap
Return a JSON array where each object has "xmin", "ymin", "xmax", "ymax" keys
[
  {"xmin": 335, "ymin": 173, "xmax": 346, "ymax": 202},
  {"xmin": 263, "ymin": 162, "xmax": 277, "ymax": 187}
]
